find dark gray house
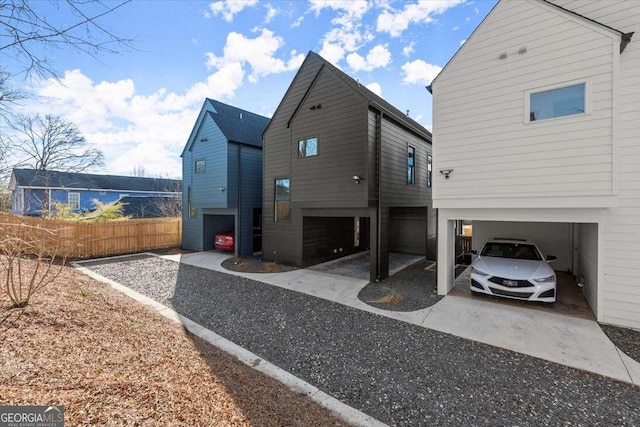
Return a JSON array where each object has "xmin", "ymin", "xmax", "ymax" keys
[
  {"xmin": 181, "ymin": 99, "xmax": 269, "ymax": 255},
  {"xmin": 263, "ymin": 51, "xmax": 435, "ymax": 281}
]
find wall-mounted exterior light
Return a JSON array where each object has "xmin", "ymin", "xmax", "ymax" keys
[{"xmin": 440, "ymin": 169, "xmax": 454, "ymax": 179}]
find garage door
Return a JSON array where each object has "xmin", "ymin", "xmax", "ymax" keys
[
  {"xmin": 389, "ymin": 207, "xmax": 427, "ymax": 256},
  {"xmin": 203, "ymin": 214, "xmax": 235, "ymax": 251}
]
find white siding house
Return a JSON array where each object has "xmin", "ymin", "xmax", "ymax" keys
[{"xmin": 430, "ymin": 0, "xmax": 640, "ymax": 329}]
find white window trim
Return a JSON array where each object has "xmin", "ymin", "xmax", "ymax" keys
[
  {"xmin": 523, "ymin": 78, "xmax": 591, "ymax": 124},
  {"xmin": 68, "ymin": 192, "xmax": 80, "ymax": 210}
]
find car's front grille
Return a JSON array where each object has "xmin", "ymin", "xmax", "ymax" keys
[
  {"xmin": 471, "ymin": 279, "xmax": 484, "ymax": 290},
  {"xmin": 488, "ymin": 287, "xmax": 534, "ymax": 299},
  {"xmin": 488, "ymin": 276, "xmax": 534, "ymax": 288},
  {"xmin": 539, "ymin": 289, "xmax": 556, "ymax": 299}
]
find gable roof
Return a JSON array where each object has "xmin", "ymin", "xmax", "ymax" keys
[
  {"xmin": 265, "ymin": 51, "xmax": 431, "ymax": 142},
  {"xmin": 429, "ymin": 0, "xmax": 633, "ymax": 92},
  {"xmin": 206, "ymin": 99, "xmax": 270, "ymax": 147},
  {"xmin": 10, "ymin": 168, "xmax": 181, "ymax": 192},
  {"xmin": 182, "ymin": 99, "xmax": 270, "ymax": 156}
]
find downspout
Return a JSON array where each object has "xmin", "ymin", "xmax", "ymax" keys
[
  {"xmin": 376, "ymin": 109, "xmax": 383, "ymax": 282},
  {"xmin": 237, "ymin": 144, "xmax": 242, "ymax": 256}
]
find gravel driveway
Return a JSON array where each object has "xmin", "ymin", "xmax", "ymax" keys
[{"xmin": 82, "ymin": 255, "xmax": 640, "ymax": 426}]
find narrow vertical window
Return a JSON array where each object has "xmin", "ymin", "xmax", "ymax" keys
[
  {"xmin": 68, "ymin": 192, "xmax": 80, "ymax": 210},
  {"xmin": 275, "ymin": 178, "xmax": 290, "ymax": 222},
  {"xmin": 195, "ymin": 159, "xmax": 206, "ymax": 173},
  {"xmin": 427, "ymin": 153, "xmax": 433, "ymax": 188},
  {"xmin": 188, "ymin": 186, "xmax": 197, "ymax": 218},
  {"xmin": 407, "ymin": 145, "xmax": 415, "ymax": 184}
]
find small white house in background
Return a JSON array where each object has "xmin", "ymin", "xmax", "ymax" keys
[{"xmin": 430, "ymin": 0, "xmax": 639, "ymax": 329}]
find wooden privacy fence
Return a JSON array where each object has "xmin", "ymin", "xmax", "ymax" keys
[{"xmin": 0, "ymin": 214, "xmax": 182, "ymax": 259}]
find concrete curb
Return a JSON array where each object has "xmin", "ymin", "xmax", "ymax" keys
[{"xmin": 72, "ymin": 260, "xmax": 388, "ymax": 427}]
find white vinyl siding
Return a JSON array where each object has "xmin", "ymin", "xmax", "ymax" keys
[
  {"xmin": 433, "ymin": 0, "xmax": 617, "ymax": 204},
  {"xmin": 552, "ymin": 0, "xmax": 640, "ymax": 329},
  {"xmin": 433, "ymin": 0, "xmax": 640, "ymax": 329}
]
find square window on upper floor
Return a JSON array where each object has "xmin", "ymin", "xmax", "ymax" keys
[{"xmin": 298, "ymin": 137, "xmax": 318, "ymax": 158}]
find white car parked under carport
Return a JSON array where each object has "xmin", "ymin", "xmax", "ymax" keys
[{"xmin": 470, "ymin": 238, "xmax": 557, "ymax": 303}]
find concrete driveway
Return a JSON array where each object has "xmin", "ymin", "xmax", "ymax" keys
[{"xmin": 159, "ymin": 251, "xmax": 640, "ymax": 386}]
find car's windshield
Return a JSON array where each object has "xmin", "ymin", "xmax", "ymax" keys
[{"xmin": 480, "ymin": 242, "xmax": 542, "ymax": 261}]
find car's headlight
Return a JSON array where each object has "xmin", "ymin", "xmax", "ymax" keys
[
  {"xmin": 471, "ymin": 267, "xmax": 488, "ymax": 276},
  {"xmin": 534, "ymin": 275, "xmax": 555, "ymax": 283}
]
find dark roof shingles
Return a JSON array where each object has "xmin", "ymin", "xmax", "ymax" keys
[
  {"xmin": 206, "ymin": 99, "xmax": 270, "ymax": 147},
  {"xmin": 13, "ymin": 169, "xmax": 181, "ymax": 192}
]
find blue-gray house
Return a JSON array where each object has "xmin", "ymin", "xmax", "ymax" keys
[
  {"xmin": 181, "ymin": 99, "xmax": 269, "ymax": 255},
  {"xmin": 9, "ymin": 168, "xmax": 181, "ymax": 216}
]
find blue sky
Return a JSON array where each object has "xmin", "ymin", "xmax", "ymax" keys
[{"xmin": 6, "ymin": 0, "xmax": 497, "ymax": 178}]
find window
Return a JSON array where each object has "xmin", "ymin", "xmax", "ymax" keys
[
  {"xmin": 188, "ymin": 187, "xmax": 197, "ymax": 218},
  {"xmin": 529, "ymin": 83, "xmax": 585, "ymax": 121},
  {"xmin": 68, "ymin": 193, "xmax": 80, "ymax": 210},
  {"xmin": 298, "ymin": 137, "xmax": 318, "ymax": 157},
  {"xmin": 427, "ymin": 153, "xmax": 433, "ymax": 188},
  {"xmin": 407, "ymin": 145, "xmax": 415, "ymax": 184},
  {"xmin": 275, "ymin": 178, "xmax": 290, "ymax": 222},
  {"xmin": 195, "ymin": 159, "xmax": 206, "ymax": 173}
]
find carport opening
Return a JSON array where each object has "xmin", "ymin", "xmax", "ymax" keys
[
  {"xmin": 302, "ymin": 216, "xmax": 369, "ymax": 267},
  {"xmin": 450, "ymin": 219, "xmax": 598, "ymax": 319},
  {"xmin": 203, "ymin": 214, "xmax": 235, "ymax": 252}
]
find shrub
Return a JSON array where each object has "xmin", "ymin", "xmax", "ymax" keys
[{"xmin": 0, "ymin": 220, "xmax": 67, "ymax": 310}]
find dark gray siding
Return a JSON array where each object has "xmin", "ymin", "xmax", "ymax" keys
[
  {"xmin": 182, "ymin": 114, "xmax": 229, "ymax": 251},
  {"xmin": 302, "ymin": 217, "xmax": 355, "ymax": 266},
  {"xmin": 263, "ymin": 55, "xmax": 369, "ymax": 266},
  {"xmin": 263, "ymin": 53, "xmax": 434, "ymax": 271},
  {"xmin": 379, "ymin": 115, "xmax": 430, "ymax": 207},
  {"xmin": 237, "ymin": 145, "xmax": 263, "ymax": 255}
]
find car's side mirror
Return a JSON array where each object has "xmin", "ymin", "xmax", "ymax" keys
[
  {"xmin": 546, "ymin": 255, "xmax": 557, "ymax": 263},
  {"xmin": 470, "ymin": 249, "xmax": 478, "ymax": 255}
]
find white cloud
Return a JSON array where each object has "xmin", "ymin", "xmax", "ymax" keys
[
  {"xmin": 264, "ymin": 4, "xmax": 277, "ymax": 23},
  {"xmin": 459, "ymin": 38, "xmax": 466, "ymax": 46},
  {"xmin": 22, "ymin": 25, "xmax": 304, "ymax": 177},
  {"xmin": 291, "ymin": 16, "xmax": 304, "ymax": 28},
  {"xmin": 309, "ymin": 0, "xmax": 370, "ymax": 18},
  {"xmin": 401, "ymin": 60, "xmax": 442, "ymax": 85},
  {"xmin": 365, "ymin": 82, "xmax": 382, "ymax": 96},
  {"xmin": 207, "ymin": 0, "xmax": 258, "ymax": 22},
  {"xmin": 377, "ymin": 0, "xmax": 465, "ymax": 37},
  {"xmin": 205, "ymin": 29, "xmax": 304, "ymax": 83},
  {"xmin": 402, "ymin": 42, "xmax": 415, "ymax": 57},
  {"xmin": 311, "ymin": 0, "xmax": 373, "ymax": 65},
  {"xmin": 319, "ymin": 41, "xmax": 345, "ymax": 66},
  {"xmin": 29, "ymin": 70, "xmax": 210, "ymax": 177},
  {"xmin": 346, "ymin": 45, "xmax": 391, "ymax": 72}
]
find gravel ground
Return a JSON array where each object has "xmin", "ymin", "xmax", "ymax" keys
[
  {"xmin": 600, "ymin": 324, "xmax": 640, "ymax": 364},
  {"xmin": 83, "ymin": 256, "xmax": 640, "ymax": 427},
  {"xmin": 357, "ymin": 260, "xmax": 443, "ymax": 312}
]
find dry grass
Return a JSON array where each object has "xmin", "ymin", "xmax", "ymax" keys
[
  {"xmin": 0, "ymin": 260, "xmax": 350, "ymax": 426},
  {"xmin": 368, "ymin": 292, "xmax": 405, "ymax": 306}
]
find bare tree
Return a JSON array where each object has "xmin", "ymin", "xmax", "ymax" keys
[
  {"xmin": 0, "ymin": 0, "xmax": 134, "ymax": 80},
  {"xmin": 131, "ymin": 165, "xmax": 146, "ymax": 177},
  {"xmin": 0, "ymin": 68, "xmax": 26, "ymax": 121},
  {"xmin": 9, "ymin": 114, "xmax": 105, "ymax": 172}
]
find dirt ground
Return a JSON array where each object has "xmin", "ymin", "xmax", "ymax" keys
[{"xmin": 0, "ymin": 259, "xmax": 349, "ymax": 426}]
